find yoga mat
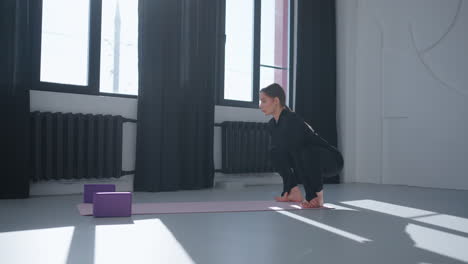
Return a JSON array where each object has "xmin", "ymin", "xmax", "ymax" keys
[{"xmin": 77, "ymin": 200, "xmax": 331, "ymax": 216}]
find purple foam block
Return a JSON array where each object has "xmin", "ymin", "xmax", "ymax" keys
[
  {"xmin": 93, "ymin": 192, "xmax": 132, "ymax": 217},
  {"xmin": 83, "ymin": 184, "xmax": 116, "ymax": 203}
]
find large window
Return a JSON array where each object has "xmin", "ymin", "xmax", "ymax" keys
[
  {"xmin": 34, "ymin": 0, "xmax": 139, "ymax": 97},
  {"xmin": 221, "ymin": 0, "xmax": 293, "ymax": 108},
  {"xmin": 99, "ymin": 0, "xmax": 138, "ymax": 95},
  {"xmin": 40, "ymin": 0, "xmax": 90, "ymax": 86},
  {"xmin": 224, "ymin": 0, "xmax": 254, "ymax": 102}
]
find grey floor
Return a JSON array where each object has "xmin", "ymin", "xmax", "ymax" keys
[{"xmin": 1, "ymin": 182, "xmax": 468, "ymax": 264}]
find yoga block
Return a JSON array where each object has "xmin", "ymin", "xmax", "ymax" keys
[
  {"xmin": 93, "ymin": 192, "xmax": 132, "ymax": 217},
  {"xmin": 83, "ymin": 184, "xmax": 116, "ymax": 203}
]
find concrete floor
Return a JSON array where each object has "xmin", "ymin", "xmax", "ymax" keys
[{"xmin": 1, "ymin": 183, "xmax": 468, "ymax": 264}]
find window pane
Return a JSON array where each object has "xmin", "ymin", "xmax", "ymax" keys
[
  {"xmin": 40, "ymin": 0, "xmax": 90, "ymax": 86},
  {"xmin": 100, "ymin": 0, "xmax": 139, "ymax": 95},
  {"xmin": 224, "ymin": 0, "xmax": 254, "ymax": 102},
  {"xmin": 259, "ymin": 0, "xmax": 290, "ymax": 99},
  {"xmin": 260, "ymin": 0, "xmax": 275, "ymax": 66},
  {"xmin": 260, "ymin": 67, "xmax": 288, "ymax": 93},
  {"xmin": 260, "ymin": 0, "xmax": 289, "ymax": 68}
]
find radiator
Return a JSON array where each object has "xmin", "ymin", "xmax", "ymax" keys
[
  {"xmin": 30, "ymin": 111, "xmax": 133, "ymax": 181},
  {"xmin": 220, "ymin": 121, "xmax": 273, "ymax": 173}
]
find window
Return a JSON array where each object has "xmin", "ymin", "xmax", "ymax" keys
[
  {"xmin": 224, "ymin": 0, "xmax": 254, "ymax": 102},
  {"xmin": 220, "ymin": 0, "xmax": 294, "ymax": 108},
  {"xmin": 259, "ymin": 0, "xmax": 290, "ymax": 99},
  {"xmin": 99, "ymin": 0, "xmax": 138, "ymax": 95},
  {"xmin": 33, "ymin": 0, "xmax": 139, "ymax": 97},
  {"xmin": 40, "ymin": 0, "xmax": 90, "ymax": 86}
]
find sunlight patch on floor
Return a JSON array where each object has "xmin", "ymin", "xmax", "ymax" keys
[
  {"xmin": 94, "ymin": 219, "xmax": 195, "ymax": 264},
  {"xmin": 406, "ymin": 224, "xmax": 468, "ymax": 263},
  {"xmin": 341, "ymin": 199, "xmax": 468, "ymax": 234},
  {"xmin": 341, "ymin": 199, "xmax": 435, "ymax": 218},
  {"xmin": 412, "ymin": 214, "xmax": 468, "ymax": 234},
  {"xmin": 0, "ymin": 226, "xmax": 75, "ymax": 264},
  {"xmin": 269, "ymin": 207, "xmax": 372, "ymax": 243}
]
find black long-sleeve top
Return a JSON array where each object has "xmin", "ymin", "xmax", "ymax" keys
[{"xmin": 267, "ymin": 108, "xmax": 339, "ymax": 154}]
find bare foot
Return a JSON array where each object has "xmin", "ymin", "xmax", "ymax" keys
[
  {"xmin": 287, "ymin": 186, "xmax": 303, "ymax": 202},
  {"xmin": 275, "ymin": 192, "xmax": 290, "ymax": 202},
  {"xmin": 300, "ymin": 199, "xmax": 321, "ymax": 208},
  {"xmin": 299, "ymin": 190, "xmax": 324, "ymax": 208},
  {"xmin": 315, "ymin": 190, "xmax": 324, "ymax": 206}
]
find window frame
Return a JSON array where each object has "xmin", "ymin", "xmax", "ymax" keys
[
  {"xmin": 30, "ymin": 0, "xmax": 137, "ymax": 99},
  {"xmin": 217, "ymin": 0, "xmax": 295, "ymax": 109}
]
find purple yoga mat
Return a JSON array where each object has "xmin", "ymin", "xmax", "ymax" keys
[{"xmin": 77, "ymin": 200, "xmax": 331, "ymax": 216}]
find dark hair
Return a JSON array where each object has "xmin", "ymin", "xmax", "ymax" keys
[{"xmin": 260, "ymin": 83, "xmax": 286, "ymax": 107}]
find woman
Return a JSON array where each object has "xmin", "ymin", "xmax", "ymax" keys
[{"xmin": 259, "ymin": 83, "xmax": 344, "ymax": 208}]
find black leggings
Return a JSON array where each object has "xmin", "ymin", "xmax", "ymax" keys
[{"xmin": 270, "ymin": 146, "xmax": 343, "ymax": 201}]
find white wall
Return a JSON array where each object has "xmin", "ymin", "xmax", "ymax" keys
[{"xmin": 337, "ymin": 0, "xmax": 468, "ymax": 190}]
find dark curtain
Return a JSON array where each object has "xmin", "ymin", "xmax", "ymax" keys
[
  {"xmin": 134, "ymin": 0, "xmax": 220, "ymax": 191},
  {"xmin": 296, "ymin": 0, "xmax": 339, "ymax": 183},
  {"xmin": 0, "ymin": 0, "xmax": 32, "ymax": 198}
]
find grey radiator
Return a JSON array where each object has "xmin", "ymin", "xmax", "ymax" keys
[
  {"xmin": 30, "ymin": 111, "xmax": 134, "ymax": 181},
  {"xmin": 220, "ymin": 121, "xmax": 273, "ymax": 173}
]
